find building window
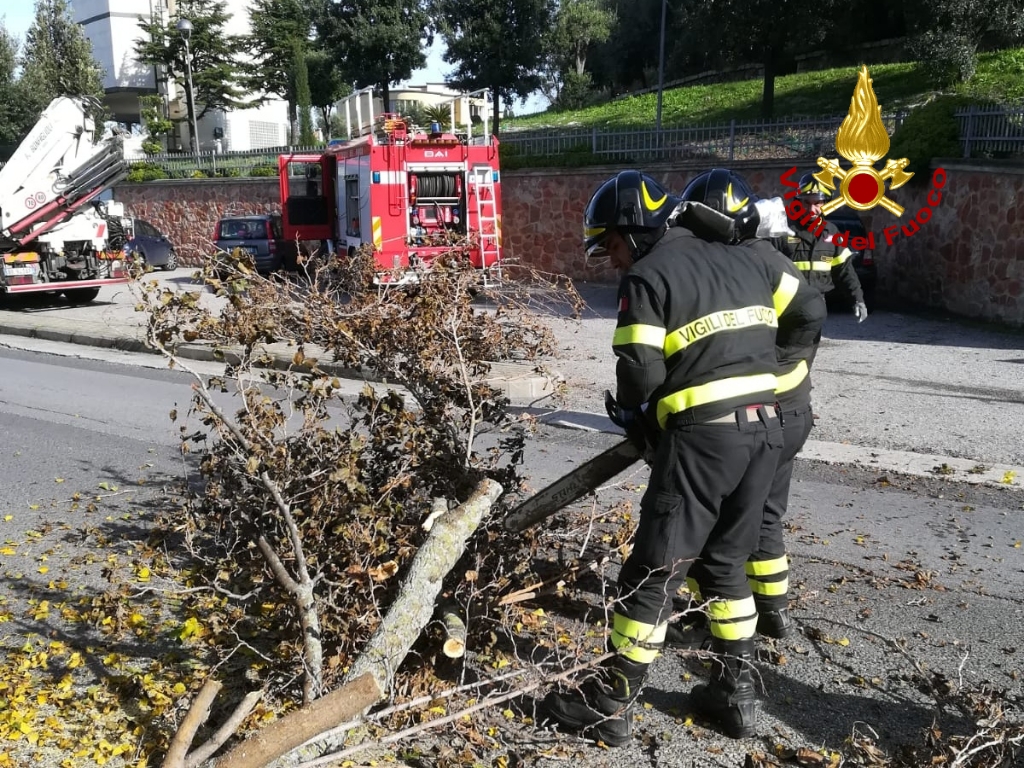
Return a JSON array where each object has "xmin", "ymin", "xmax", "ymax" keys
[{"xmin": 249, "ymin": 120, "xmax": 283, "ymax": 149}]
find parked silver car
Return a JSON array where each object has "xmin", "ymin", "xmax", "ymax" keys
[{"xmin": 212, "ymin": 214, "xmax": 292, "ymax": 274}]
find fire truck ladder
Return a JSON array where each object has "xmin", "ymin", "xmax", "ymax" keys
[{"xmin": 470, "ymin": 165, "xmax": 501, "ymax": 285}]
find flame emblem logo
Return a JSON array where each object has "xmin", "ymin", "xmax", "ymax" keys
[{"xmin": 814, "ymin": 66, "xmax": 914, "ymax": 217}]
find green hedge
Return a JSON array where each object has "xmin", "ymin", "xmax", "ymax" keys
[{"xmin": 889, "ymin": 95, "xmax": 975, "ymax": 181}]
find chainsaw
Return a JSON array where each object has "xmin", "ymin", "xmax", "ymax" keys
[{"xmin": 502, "ymin": 392, "xmax": 653, "ymax": 532}]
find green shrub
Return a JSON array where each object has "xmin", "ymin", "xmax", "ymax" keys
[
  {"xmin": 249, "ymin": 163, "xmax": 279, "ymax": 177},
  {"xmin": 888, "ymin": 95, "xmax": 970, "ymax": 181},
  {"xmin": 125, "ymin": 162, "xmax": 169, "ymax": 182}
]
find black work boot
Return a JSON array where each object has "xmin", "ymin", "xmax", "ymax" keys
[
  {"xmin": 689, "ymin": 637, "xmax": 758, "ymax": 738},
  {"xmin": 664, "ymin": 609, "xmax": 712, "ymax": 650},
  {"xmin": 541, "ymin": 656, "xmax": 647, "ymax": 746},
  {"xmin": 755, "ymin": 606, "xmax": 796, "ymax": 639}
]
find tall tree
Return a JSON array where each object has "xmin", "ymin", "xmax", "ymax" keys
[
  {"xmin": 906, "ymin": 0, "xmax": 1024, "ymax": 83},
  {"xmin": 306, "ymin": 49, "xmax": 350, "ymax": 132},
  {"xmin": 134, "ymin": 0, "xmax": 250, "ymax": 149},
  {"xmin": 587, "ymin": 0, "xmax": 661, "ymax": 95},
  {"xmin": 541, "ymin": 0, "xmax": 615, "ymax": 109},
  {"xmin": 432, "ymin": 0, "xmax": 555, "ymax": 134},
  {"xmin": 0, "ymin": 24, "xmax": 43, "ymax": 150},
  {"xmin": 293, "ymin": 43, "xmax": 316, "ymax": 144},
  {"xmin": 677, "ymin": 0, "xmax": 839, "ymax": 119},
  {"xmin": 244, "ymin": 0, "xmax": 313, "ymax": 143},
  {"xmin": 315, "ymin": 0, "xmax": 431, "ymax": 116},
  {"xmin": 20, "ymin": 0, "xmax": 105, "ymax": 106}
]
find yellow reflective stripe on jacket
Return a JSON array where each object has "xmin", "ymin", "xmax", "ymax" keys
[
  {"xmin": 775, "ymin": 359, "xmax": 809, "ymax": 394},
  {"xmin": 655, "ymin": 373, "xmax": 778, "ymax": 427},
  {"xmin": 830, "ymin": 247, "xmax": 853, "ymax": 266},
  {"xmin": 745, "ymin": 556, "xmax": 788, "ymax": 577},
  {"xmin": 707, "ymin": 595, "xmax": 757, "ymax": 640},
  {"xmin": 610, "ymin": 613, "xmax": 667, "ymax": 663},
  {"xmin": 663, "ymin": 306, "xmax": 777, "ymax": 357},
  {"xmin": 612, "ymin": 323, "xmax": 666, "ymax": 349},
  {"xmin": 773, "ymin": 272, "xmax": 800, "ymax": 315},
  {"xmin": 792, "ymin": 260, "xmax": 833, "ymax": 272}
]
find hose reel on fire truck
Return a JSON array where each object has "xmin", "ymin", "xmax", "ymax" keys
[{"xmin": 411, "ymin": 174, "xmax": 460, "ymax": 200}]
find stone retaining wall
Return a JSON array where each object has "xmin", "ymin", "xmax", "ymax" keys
[{"xmin": 113, "ymin": 158, "xmax": 1024, "ymax": 326}]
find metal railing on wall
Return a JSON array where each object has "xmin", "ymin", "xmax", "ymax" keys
[
  {"xmin": 129, "ymin": 144, "xmax": 323, "ymax": 179},
  {"xmin": 119, "ymin": 106, "xmax": 1024, "ymax": 179},
  {"xmin": 498, "ymin": 114, "xmax": 908, "ymax": 163},
  {"xmin": 957, "ymin": 105, "xmax": 1024, "ymax": 158}
]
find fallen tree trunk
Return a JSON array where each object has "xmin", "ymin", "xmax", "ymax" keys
[{"xmin": 203, "ymin": 477, "xmax": 503, "ymax": 768}]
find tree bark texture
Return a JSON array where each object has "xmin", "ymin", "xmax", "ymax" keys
[
  {"xmin": 344, "ymin": 478, "xmax": 502, "ymax": 694},
  {"xmin": 210, "ymin": 674, "xmax": 381, "ymax": 768},
  {"xmin": 207, "ymin": 477, "xmax": 502, "ymax": 768}
]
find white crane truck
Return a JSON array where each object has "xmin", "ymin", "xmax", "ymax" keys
[{"xmin": 0, "ymin": 96, "xmax": 131, "ymax": 305}]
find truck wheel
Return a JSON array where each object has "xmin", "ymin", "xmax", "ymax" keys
[{"xmin": 63, "ymin": 287, "xmax": 101, "ymax": 305}]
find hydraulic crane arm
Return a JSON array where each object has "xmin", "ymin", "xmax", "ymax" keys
[{"xmin": 0, "ymin": 96, "xmax": 128, "ymax": 248}]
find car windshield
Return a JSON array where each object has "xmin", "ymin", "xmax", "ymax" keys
[{"xmin": 218, "ymin": 219, "xmax": 267, "ymax": 240}]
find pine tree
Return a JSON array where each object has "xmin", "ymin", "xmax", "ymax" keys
[
  {"xmin": 432, "ymin": 0, "xmax": 554, "ymax": 133},
  {"xmin": 294, "ymin": 43, "xmax": 316, "ymax": 145},
  {"xmin": 20, "ymin": 0, "xmax": 105, "ymax": 106},
  {"xmin": 314, "ymin": 0, "xmax": 431, "ymax": 111},
  {"xmin": 134, "ymin": 0, "xmax": 250, "ymax": 136}
]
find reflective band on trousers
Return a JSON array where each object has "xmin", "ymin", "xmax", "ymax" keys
[
  {"xmin": 773, "ymin": 272, "xmax": 800, "ymax": 315},
  {"xmin": 685, "ymin": 577, "xmax": 702, "ymax": 600},
  {"xmin": 749, "ymin": 578, "xmax": 789, "ymax": 596},
  {"xmin": 707, "ymin": 595, "xmax": 758, "ymax": 640},
  {"xmin": 746, "ymin": 556, "xmax": 788, "ymax": 576},
  {"xmin": 610, "ymin": 613, "xmax": 668, "ymax": 664},
  {"xmin": 747, "ymin": 556, "xmax": 789, "ymax": 597},
  {"xmin": 613, "ymin": 323, "xmax": 666, "ymax": 350},
  {"xmin": 656, "ymin": 372, "xmax": 778, "ymax": 428},
  {"xmin": 775, "ymin": 359, "xmax": 809, "ymax": 394}
]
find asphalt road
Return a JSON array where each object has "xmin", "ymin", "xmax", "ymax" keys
[
  {"xmin": 0, "ymin": 343, "xmax": 1022, "ymax": 767},
  {"xmin": 540, "ymin": 284, "xmax": 1024, "ymax": 467}
]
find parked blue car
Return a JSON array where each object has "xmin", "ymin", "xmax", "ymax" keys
[{"xmin": 126, "ymin": 218, "xmax": 178, "ymax": 271}]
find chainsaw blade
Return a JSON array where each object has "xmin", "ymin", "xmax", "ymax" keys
[{"xmin": 502, "ymin": 438, "xmax": 643, "ymax": 532}]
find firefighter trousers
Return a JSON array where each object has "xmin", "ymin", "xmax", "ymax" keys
[
  {"xmin": 612, "ymin": 405, "xmax": 783, "ymax": 660},
  {"xmin": 745, "ymin": 403, "xmax": 814, "ymax": 610}
]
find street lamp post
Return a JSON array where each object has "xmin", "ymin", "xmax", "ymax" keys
[
  {"xmin": 176, "ymin": 18, "xmax": 200, "ymax": 154},
  {"xmin": 655, "ymin": 0, "xmax": 667, "ymax": 141}
]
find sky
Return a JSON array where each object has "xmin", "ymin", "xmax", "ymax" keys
[{"xmin": 1, "ymin": 9, "xmax": 547, "ymax": 116}]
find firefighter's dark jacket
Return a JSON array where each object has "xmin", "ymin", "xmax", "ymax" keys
[
  {"xmin": 613, "ymin": 227, "xmax": 820, "ymax": 428},
  {"xmin": 773, "ymin": 218, "xmax": 864, "ymax": 303},
  {"xmin": 739, "ymin": 238, "xmax": 827, "ymax": 411}
]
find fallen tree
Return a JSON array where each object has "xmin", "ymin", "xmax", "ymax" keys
[{"xmin": 131, "ymin": 248, "xmax": 580, "ymax": 766}]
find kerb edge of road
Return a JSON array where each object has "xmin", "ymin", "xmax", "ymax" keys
[
  {"xmin": 0, "ymin": 319, "xmax": 562, "ymax": 405},
  {"xmin": 5, "ymin": 319, "xmax": 1023, "ymax": 492}
]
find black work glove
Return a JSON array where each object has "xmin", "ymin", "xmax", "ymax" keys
[{"xmin": 605, "ymin": 391, "xmax": 659, "ymax": 461}]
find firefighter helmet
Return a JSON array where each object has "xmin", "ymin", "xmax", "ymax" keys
[
  {"xmin": 797, "ymin": 171, "xmax": 832, "ymax": 203},
  {"xmin": 680, "ymin": 168, "xmax": 761, "ymax": 242},
  {"xmin": 584, "ymin": 170, "xmax": 681, "ymax": 263}
]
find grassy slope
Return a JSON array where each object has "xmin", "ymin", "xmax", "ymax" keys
[{"xmin": 505, "ymin": 48, "xmax": 1024, "ymax": 130}]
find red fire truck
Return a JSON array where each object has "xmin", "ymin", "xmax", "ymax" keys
[{"xmin": 278, "ymin": 87, "xmax": 502, "ymax": 281}]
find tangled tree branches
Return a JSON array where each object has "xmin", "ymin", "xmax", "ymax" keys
[{"xmin": 129, "ymin": 248, "xmax": 581, "ymax": 766}]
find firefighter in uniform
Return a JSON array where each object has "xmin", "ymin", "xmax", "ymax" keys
[
  {"xmin": 776, "ymin": 172, "xmax": 868, "ymax": 323},
  {"xmin": 663, "ymin": 169, "xmax": 828, "ymax": 651},
  {"xmin": 541, "ymin": 170, "xmax": 815, "ymax": 744}
]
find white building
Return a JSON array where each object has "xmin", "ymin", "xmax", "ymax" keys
[{"xmin": 71, "ymin": 0, "xmax": 290, "ymax": 152}]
